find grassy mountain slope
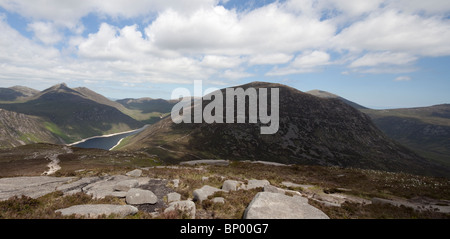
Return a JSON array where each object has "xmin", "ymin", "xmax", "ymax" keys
[
  {"xmin": 362, "ymin": 105, "xmax": 450, "ymax": 168},
  {"xmin": 117, "ymin": 98, "xmax": 177, "ymax": 124},
  {"xmin": 0, "ymin": 83, "xmax": 143, "ymax": 143},
  {"xmin": 0, "ymin": 109, "xmax": 63, "ymax": 148},
  {"xmin": 120, "ymin": 82, "xmax": 445, "ymax": 176}
]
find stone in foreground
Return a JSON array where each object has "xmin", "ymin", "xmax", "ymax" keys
[
  {"xmin": 164, "ymin": 200, "xmax": 196, "ymax": 219},
  {"xmin": 126, "ymin": 188, "xmax": 157, "ymax": 205},
  {"xmin": 222, "ymin": 180, "xmax": 241, "ymax": 192},
  {"xmin": 193, "ymin": 185, "xmax": 225, "ymax": 202},
  {"xmin": 167, "ymin": 192, "xmax": 181, "ymax": 203},
  {"xmin": 246, "ymin": 179, "xmax": 270, "ymax": 190},
  {"xmin": 243, "ymin": 192, "xmax": 329, "ymax": 219},
  {"xmin": 56, "ymin": 204, "xmax": 138, "ymax": 218},
  {"xmin": 126, "ymin": 169, "xmax": 142, "ymax": 177}
]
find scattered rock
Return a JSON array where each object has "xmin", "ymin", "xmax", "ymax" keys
[
  {"xmin": 164, "ymin": 200, "xmax": 196, "ymax": 219},
  {"xmin": 113, "ymin": 179, "xmax": 139, "ymax": 192},
  {"xmin": 126, "ymin": 188, "xmax": 158, "ymax": 205},
  {"xmin": 222, "ymin": 180, "xmax": 241, "ymax": 192},
  {"xmin": 202, "ymin": 176, "xmax": 209, "ymax": 181},
  {"xmin": 55, "ymin": 204, "xmax": 138, "ymax": 218},
  {"xmin": 167, "ymin": 192, "xmax": 181, "ymax": 203},
  {"xmin": 126, "ymin": 169, "xmax": 142, "ymax": 177},
  {"xmin": 212, "ymin": 197, "xmax": 225, "ymax": 204},
  {"xmin": 246, "ymin": 179, "xmax": 270, "ymax": 190},
  {"xmin": 244, "ymin": 192, "xmax": 329, "ymax": 219},
  {"xmin": 193, "ymin": 185, "xmax": 225, "ymax": 202},
  {"xmin": 172, "ymin": 179, "xmax": 180, "ymax": 188},
  {"xmin": 180, "ymin": 159, "xmax": 229, "ymax": 166}
]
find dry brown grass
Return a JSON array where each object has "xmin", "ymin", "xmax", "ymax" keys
[
  {"xmin": 309, "ymin": 200, "xmax": 450, "ymax": 219},
  {"xmin": 0, "ymin": 192, "xmax": 122, "ymax": 219}
]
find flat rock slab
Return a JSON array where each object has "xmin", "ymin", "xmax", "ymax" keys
[
  {"xmin": 56, "ymin": 204, "xmax": 138, "ymax": 218},
  {"xmin": 180, "ymin": 160, "xmax": 229, "ymax": 166},
  {"xmin": 193, "ymin": 185, "xmax": 226, "ymax": 202},
  {"xmin": 126, "ymin": 188, "xmax": 158, "ymax": 205},
  {"xmin": 244, "ymin": 192, "xmax": 329, "ymax": 219},
  {"xmin": 57, "ymin": 177, "xmax": 103, "ymax": 195},
  {"xmin": 83, "ymin": 175, "xmax": 131, "ymax": 199},
  {"xmin": 113, "ymin": 179, "xmax": 139, "ymax": 192},
  {"xmin": 0, "ymin": 176, "xmax": 75, "ymax": 201}
]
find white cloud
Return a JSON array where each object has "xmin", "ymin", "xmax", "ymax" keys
[
  {"xmin": 386, "ymin": 0, "xmax": 450, "ymax": 15},
  {"xmin": 395, "ymin": 76, "xmax": 412, "ymax": 81},
  {"xmin": 27, "ymin": 21, "xmax": 63, "ymax": 45},
  {"xmin": 221, "ymin": 69, "xmax": 253, "ymax": 80},
  {"xmin": 146, "ymin": 4, "xmax": 335, "ymax": 55},
  {"xmin": 334, "ymin": 10, "xmax": 450, "ymax": 57},
  {"xmin": 266, "ymin": 51, "xmax": 331, "ymax": 76},
  {"xmin": 321, "ymin": 0, "xmax": 384, "ymax": 16},
  {"xmin": 248, "ymin": 53, "xmax": 293, "ymax": 65},
  {"xmin": 0, "ymin": 16, "xmax": 60, "ymax": 68},
  {"xmin": 201, "ymin": 55, "xmax": 244, "ymax": 69},
  {"xmin": 0, "ymin": 0, "xmax": 450, "ymax": 89},
  {"xmin": 291, "ymin": 51, "xmax": 330, "ymax": 68},
  {"xmin": 350, "ymin": 52, "xmax": 417, "ymax": 68},
  {"xmin": 0, "ymin": 0, "xmax": 220, "ymax": 27}
]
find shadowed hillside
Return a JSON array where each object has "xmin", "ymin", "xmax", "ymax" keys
[{"xmin": 120, "ymin": 82, "xmax": 446, "ymax": 177}]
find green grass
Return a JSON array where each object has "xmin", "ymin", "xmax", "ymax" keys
[{"xmin": 44, "ymin": 121, "xmax": 73, "ymax": 142}]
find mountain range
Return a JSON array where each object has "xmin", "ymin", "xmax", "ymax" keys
[
  {"xmin": 0, "ymin": 82, "xmax": 448, "ymax": 177},
  {"xmin": 119, "ymin": 82, "xmax": 447, "ymax": 176},
  {"xmin": 0, "ymin": 84, "xmax": 174, "ymax": 144}
]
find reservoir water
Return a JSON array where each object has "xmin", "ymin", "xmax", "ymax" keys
[{"xmin": 70, "ymin": 125, "xmax": 148, "ymax": 150}]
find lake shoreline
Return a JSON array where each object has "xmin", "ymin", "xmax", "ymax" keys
[{"xmin": 67, "ymin": 125, "xmax": 149, "ymax": 147}]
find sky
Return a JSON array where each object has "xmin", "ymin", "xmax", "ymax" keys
[{"xmin": 0, "ymin": 0, "xmax": 449, "ymax": 109}]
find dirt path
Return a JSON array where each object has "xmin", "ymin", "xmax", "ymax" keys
[{"xmin": 41, "ymin": 146, "xmax": 71, "ymax": 176}]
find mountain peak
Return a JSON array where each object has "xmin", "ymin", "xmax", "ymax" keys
[
  {"xmin": 307, "ymin": 89, "xmax": 367, "ymax": 110},
  {"xmin": 306, "ymin": 89, "xmax": 338, "ymax": 98}
]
